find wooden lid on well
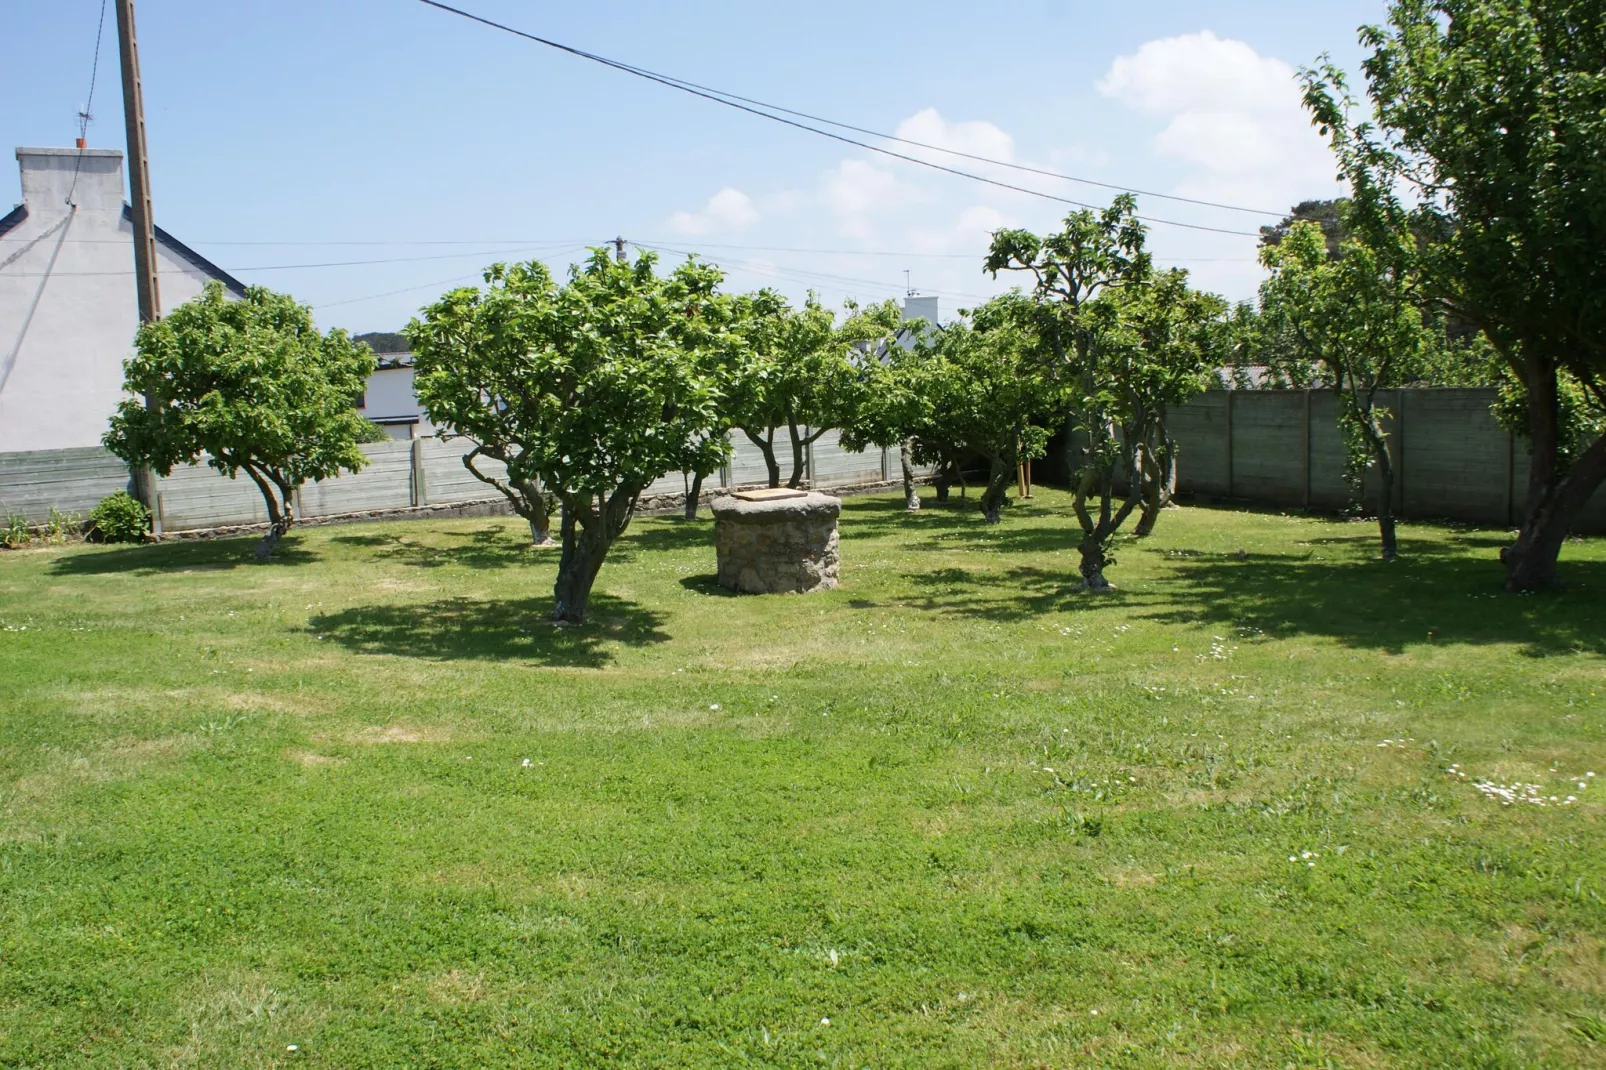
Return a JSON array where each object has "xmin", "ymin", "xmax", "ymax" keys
[{"xmin": 732, "ymin": 487, "xmax": 809, "ymax": 502}]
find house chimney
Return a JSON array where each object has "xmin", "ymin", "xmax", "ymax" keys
[
  {"xmin": 901, "ymin": 294, "xmax": 939, "ymax": 327},
  {"xmin": 16, "ymin": 146, "xmax": 125, "ymax": 212}
]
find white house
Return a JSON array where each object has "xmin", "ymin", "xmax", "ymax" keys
[
  {"xmin": 359, "ymin": 353, "xmax": 434, "ymax": 440},
  {"xmin": 0, "ymin": 146, "xmax": 246, "ymax": 453}
]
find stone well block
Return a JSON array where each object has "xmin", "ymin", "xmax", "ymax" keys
[{"xmin": 711, "ymin": 489, "xmax": 841, "ymax": 594}]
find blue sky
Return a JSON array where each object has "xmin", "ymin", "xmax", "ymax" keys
[{"xmin": 3, "ymin": 1, "xmax": 1386, "ymax": 333}]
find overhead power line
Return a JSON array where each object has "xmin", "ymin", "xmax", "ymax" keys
[{"xmin": 410, "ymin": 0, "xmax": 1268, "ymax": 238}]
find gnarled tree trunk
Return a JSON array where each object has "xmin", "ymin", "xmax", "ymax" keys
[
  {"xmin": 551, "ymin": 486, "xmax": 640, "ymax": 625},
  {"xmin": 786, "ymin": 420, "xmax": 808, "ymax": 488},
  {"xmin": 979, "ymin": 457, "xmax": 1012, "ymax": 524},
  {"xmin": 741, "ymin": 427, "xmax": 782, "ymax": 488},
  {"xmin": 1502, "ymin": 368, "xmax": 1606, "ymax": 589},
  {"xmin": 683, "ymin": 471, "xmax": 706, "ymax": 520},
  {"xmin": 1135, "ymin": 429, "xmax": 1179, "ymax": 538},
  {"xmin": 900, "ymin": 438, "xmax": 920, "ymax": 511},
  {"xmin": 240, "ymin": 462, "xmax": 295, "ymax": 560}
]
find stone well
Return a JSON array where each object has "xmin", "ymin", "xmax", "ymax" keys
[{"xmin": 711, "ymin": 488, "xmax": 841, "ymax": 594}]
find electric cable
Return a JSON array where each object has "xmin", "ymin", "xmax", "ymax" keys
[
  {"xmin": 410, "ymin": 0, "xmax": 1268, "ymax": 238},
  {"xmin": 65, "ymin": 0, "xmax": 110, "ymax": 207}
]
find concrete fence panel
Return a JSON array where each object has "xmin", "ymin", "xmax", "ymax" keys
[
  {"xmin": 154, "ymin": 463, "xmax": 268, "ymax": 530},
  {"xmin": 298, "ymin": 439, "xmax": 416, "ymax": 518},
  {"xmin": 4, "ymin": 391, "xmax": 1602, "ymax": 536},
  {"xmin": 810, "ymin": 429, "xmax": 885, "ymax": 488},
  {"xmin": 421, "ymin": 437, "xmax": 506, "ymax": 506},
  {"xmin": 0, "ymin": 447, "xmax": 129, "ymax": 523}
]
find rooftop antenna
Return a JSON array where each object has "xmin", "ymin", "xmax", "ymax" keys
[{"xmin": 904, "ymin": 269, "xmax": 916, "ymax": 297}]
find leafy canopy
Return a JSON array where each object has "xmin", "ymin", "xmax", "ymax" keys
[{"xmin": 104, "ymin": 282, "xmax": 377, "ymax": 495}]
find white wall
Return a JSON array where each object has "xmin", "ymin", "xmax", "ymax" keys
[
  {"xmin": 0, "ymin": 148, "xmax": 226, "ymax": 453},
  {"xmin": 361, "ymin": 363, "xmax": 431, "ymax": 439}
]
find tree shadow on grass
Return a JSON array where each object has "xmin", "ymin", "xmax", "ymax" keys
[
  {"xmin": 881, "ymin": 532, "xmax": 1605, "ymax": 657},
  {"xmin": 895, "ymin": 564, "xmax": 1139, "ymax": 622},
  {"xmin": 612, "ymin": 519, "xmax": 715, "ymax": 558},
  {"xmin": 1141, "ymin": 541, "xmax": 1606, "ymax": 657},
  {"xmin": 48, "ymin": 536, "xmax": 316, "ymax": 575},
  {"xmin": 839, "ymin": 495, "xmax": 1073, "ymax": 554},
  {"xmin": 307, "ymin": 594, "xmax": 669, "ymax": 667},
  {"xmin": 327, "ymin": 525, "xmax": 551, "ymax": 570}
]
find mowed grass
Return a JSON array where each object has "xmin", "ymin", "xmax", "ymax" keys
[{"xmin": 1, "ymin": 489, "xmax": 1604, "ymax": 1069}]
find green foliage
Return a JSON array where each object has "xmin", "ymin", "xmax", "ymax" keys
[
  {"xmin": 1259, "ymin": 219, "xmax": 1430, "ymax": 557},
  {"xmin": 988, "ymin": 196, "xmax": 1224, "ymax": 582},
  {"xmin": 410, "ymin": 250, "xmax": 737, "ymax": 622},
  {"xmin": 103, "ymin": 282, "xmax": 377, "ymax": 558},
  {"xmin": 1303, "ymin": 0, "xmax": 1606, "ymax": 586},
  {"xmin": 352, "ymin": 331, "xmax": 411, "ymax": 354},
  {"xmin": 901, "ymin": 293, "xmax": 1067, "ymax": 522},
  {"xmin": 88, "ymin": 492, "xmax": 150, "ymax": 544},
  {"xmin": 725, "ymin": 292, "xmax": 903, "ymax": 488},
  {"xmin": 1258, "ymin": 197, "xmax": 1350, "ymax": 258},
  {"xmin": 2, "ymin": 512, "xmax": 31, "ymax": 548}
]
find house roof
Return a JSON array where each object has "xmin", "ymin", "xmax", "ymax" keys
[
  {"xmin": 2, "ymin": 201, "xmax": 246, "ymax": 297},
  {"xmin": 123, "ymin": 205, "xmax": 249, "ymax": 297},
  {"xmin": 0, "ymin": 203, "xmax": 26, "ymax": 240}
]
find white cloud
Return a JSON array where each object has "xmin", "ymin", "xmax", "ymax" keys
[
  {"xmin": 1098, "ymin": 30, "xmax": 1341, "ymax": 213},
  {"xmin": 894, "ymin": 108, "xmax": 1016, "ymax": 169},
  {"xmin": 666, "ymin": 187, "xmax": 760, "ymax": 235},
  {"xmin": 823, "ymin": 160, "xmax": 899, "ymax": 216}
]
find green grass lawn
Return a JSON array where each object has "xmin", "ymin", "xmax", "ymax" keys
[{"xmin": 2, "ymin": 489, "xmax": 1604, "ymax": 1068}]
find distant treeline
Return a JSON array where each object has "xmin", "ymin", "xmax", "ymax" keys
[{"xmin": 353, "ymin": 332, "xmax": 410, "ymax": 353}]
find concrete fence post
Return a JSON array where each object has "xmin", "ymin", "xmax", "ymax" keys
[
  {"xmin": 1394, "ymin": 389, "xmax": 1407, "ymax": 517},
  {"xmin": 1302, "ymin": 389, "xmax": 1312, "ymax": 508},
  {"xmin": 1224, "ymin": 389, "xmax": 1235, "ymax": 499},
  {"xmin": 410, "ymin": 437, "xmax": 427, "ymax": 508}
]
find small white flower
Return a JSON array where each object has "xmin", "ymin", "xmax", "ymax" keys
[
  {"xmin": 1090, "ymin": 1008, "xmax": 1100, "ymax": 1016},
  {"xmin": 521, "ymin": 758, "xmax": 532, "ymax": 768},
  {"xmin": 1288, "ymin": 856, "xmax": 1297, "ymax": 863},
  {"xmin": 709, "ymin": 704, "xmax": 721, "ymax": 711},
  {"xmin": 820, "ymin": 1017, "xmax": 831, "ymax": 1026},
  {"xmin": 287, "ymin": 1045, "xmax": 299, "ymax": 1053}
]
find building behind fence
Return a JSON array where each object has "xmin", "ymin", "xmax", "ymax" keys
[{"xmin": 2, "ymin": 388, "xmax": 1602, "ymax": 536}]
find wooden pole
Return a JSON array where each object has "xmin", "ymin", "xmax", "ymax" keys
[{"xmin": 116, "ymin": 0, "xmax": 163, "ymax": 534}]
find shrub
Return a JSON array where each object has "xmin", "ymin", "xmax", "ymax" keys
[
  {"xmin": 88, "ymin": 492, "xmax": 150, "ymax": 544},
  {"xmin": 2, "ymin": 512, "xmax": 30, "ymax": 548}
]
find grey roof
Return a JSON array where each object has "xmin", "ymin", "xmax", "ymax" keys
[
  {"xmin": 122, "ymin": 205, "xmax": 249, "ymax": 297},
  {"xmin": 0, "ymin": 203, "xmax": 26, "ymax": 239}
]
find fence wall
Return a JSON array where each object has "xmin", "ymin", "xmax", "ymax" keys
[
  {"xmin": 1167, "ymin": 388, "xmax": 1606, "ymax": 533},
  {"xmin": 9, "ymin": 391, "xmax": 1592, "ymax": 535},
  {"xmin": 0, "ymin": 433, "xmax": 920, "ymax": 533}
]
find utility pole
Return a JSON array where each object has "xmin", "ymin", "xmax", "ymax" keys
[
  {"xmin": 116, "ymin": 0, "xmax": 159, "ymax": 325},
  {"xmin": 613, "ymin": 236, "xmax": 627, "ymax": 263},
  {"xmin": 116, "ymin": 0, "xmax": 163, "ymax": 532}
]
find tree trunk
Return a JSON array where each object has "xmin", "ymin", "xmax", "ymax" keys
[
  {"xmin": 552, "ymin": 504, "xmax": 610, "ymax": 625},
  {"xmin": 979, "ymin": 458, "xmax": 1012, "ymax": 524},
  {"xmin": 683, "ymin": 471, "xmax": 705, "ymax": 520},
  {"xmin": 786, "ymin": 420, "xmax": 807, "ymax": 489},
  {"xmin": 242, "ymin": 464, "xmax": 294, "ymax": 561},
  {"xmin": 1373, "ymin": 438, "xmax": 1398, "ymax": 562},
  {"xmin": 1077, "ymin": 533, "xmax": 1114, "ymax": 591},
  {"xmin": 1134, "ymin": 443, "xmax": 1163, "ymax": 538},
  {"xmin": 1503, "ymin": 423, "xmax": 1606, "ymax": 590},
  {"xmin": 513, "ymin": 478, "xmax": 553, "ymax": 545},
  {"xmin": 747, "ymin": 428, "xmax": 780, "ymax": 488},
  {"xmin": 900, "ymin": 439, "xmax": 920, "ymax": 511}
]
